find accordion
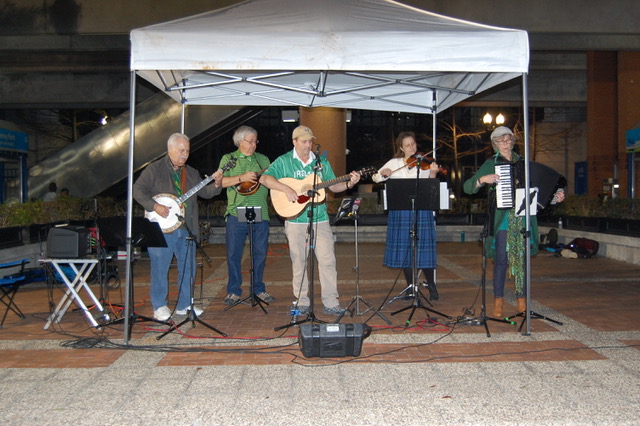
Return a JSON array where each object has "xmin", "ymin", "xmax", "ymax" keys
[{"xmin": 495, "ymin": 161, "xmax": 566, "ymax": 210}]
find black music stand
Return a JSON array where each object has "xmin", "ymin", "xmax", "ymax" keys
[
  {"xmin": 383, "ymin": 178, "xmax": 451, "ymax": 323},
  {"xmin": 225, "ymin": 206, "xmax": 269, "ymax": 314},
  {"xmin": 96, "ymin": 217, "xmax": 170, "ymax": 335}
]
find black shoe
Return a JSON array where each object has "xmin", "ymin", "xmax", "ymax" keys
[{"xmin": 423, "ymin": 281, "xmax": 439, "ymax": 300}]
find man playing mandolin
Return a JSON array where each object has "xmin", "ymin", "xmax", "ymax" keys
[
  {"xmin": 218, "ymin": 125, "xmax": 275, "ymax": 306},
  {"xmin": 261, "ymin": 125, "xmax": 361, "ymax": 316},
  {"xmin": 133, "ymin": 133, "xmax": 223, "ymax": 322}
]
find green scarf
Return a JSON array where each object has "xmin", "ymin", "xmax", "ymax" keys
[{"xmin": 506, "ymin": 209, "xmax": 525, "ymax": 296}]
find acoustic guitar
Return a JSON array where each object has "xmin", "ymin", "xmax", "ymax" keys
[
  {"xmin": 145, "ymin": 157, "xmax": 237, "ymax": 233},
  {"xmin": 270, "ymin": 167, "xmax": 375, "ymax": 219}
]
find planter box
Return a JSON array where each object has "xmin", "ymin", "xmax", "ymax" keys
[
  {"xmin": 0, "ymin": 226, "xmax": 23, "ymax": 249},
  {"xmin": 537, "ymin": 215, "xmax": 640, "ymax": 238}
]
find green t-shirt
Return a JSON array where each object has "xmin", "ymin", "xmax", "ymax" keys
[
  {"xmin": 219, "ymin": 150, "xmax": 270, "ymax": 221},
  {"xmin": 263, "ymin": 150, "xmax": 337, "ymax": 223}
]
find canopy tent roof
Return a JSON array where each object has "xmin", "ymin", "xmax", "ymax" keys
[{"xmin": 130, "ymin": 0, "xmax": 529, "ymax": 114}]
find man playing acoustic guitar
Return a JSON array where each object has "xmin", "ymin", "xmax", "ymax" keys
[
  {"xmin": 261, "ymin": 125, "xmax": 361, "ymax": 316},
  {"xmin": 134, "ymin": 133, "xmax": 223, "ymax": 322}
]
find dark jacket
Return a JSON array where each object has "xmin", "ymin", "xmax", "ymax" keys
[{"xmin": 133, "ymin": 155, "xmax": 221, "ymax": 241}]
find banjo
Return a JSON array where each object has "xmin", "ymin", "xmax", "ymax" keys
[{"xmin": 145, "ymin": 157, "xmax": 237, "ymax": 233}]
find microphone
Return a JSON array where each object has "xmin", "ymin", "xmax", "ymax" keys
[
  {"xmin": 175, "ymin": 213, "xmax": 185, "ymax": 222},
  {"xmin": 349, "ymin": 198, "xmax": 362, "ymax": 216},
  {"xmin": 315, "ymin": 144, "xmax": 321, "ymax": 154},
  {"xmin": 414, "ymin": 153, "xmax": 424, "ymax": 161}
]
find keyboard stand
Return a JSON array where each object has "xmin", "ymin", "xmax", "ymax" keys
[{"xmin": 43, "ymin": 258, "xmax": 109, "ymax": 329}]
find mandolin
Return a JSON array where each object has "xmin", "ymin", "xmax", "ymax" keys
[{"xmin": 234, "ymin": 166, "xmax": 269, "ymax": 196}]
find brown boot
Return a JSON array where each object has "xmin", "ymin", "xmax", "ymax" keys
[
  {"xmin": 517, "ymin": 297, "xmax": 526, "ymax": 313},
  {"xmin": 493, "ymin": 297, "xmax": 504, "ymax": 318}
]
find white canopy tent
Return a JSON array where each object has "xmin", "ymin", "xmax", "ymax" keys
[
  {"xmin": 130, "ymin": 0, "xmax": 528, "ymax": 113},
  {"xmin": 126, "ymin": 0, "xmax": 534, "ymax": 341}
]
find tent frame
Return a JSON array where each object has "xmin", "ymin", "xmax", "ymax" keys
[
  {"xmin": 123, "ymin": 72, "xmax": 534, "ymax": 343},
  {"xmin": 124, "ymin": 0, "xmax": 536, "ymax": 342}
]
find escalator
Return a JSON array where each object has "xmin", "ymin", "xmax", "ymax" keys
[{"xmin": 28, "ymin": 93, "xmax": 263, "ymax": 199}]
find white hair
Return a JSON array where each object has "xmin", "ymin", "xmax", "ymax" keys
[
  {"xmin": 232, "ymin": 126, "xmax": 257, "ymax": 147},
  {"xmin": 167, "ymin": 132, "xmax": 189, "ymax": 148}
]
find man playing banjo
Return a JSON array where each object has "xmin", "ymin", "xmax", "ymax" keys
[{"xmin": 133, "ymin": 133, "xmax": 223, "ymax": 321}]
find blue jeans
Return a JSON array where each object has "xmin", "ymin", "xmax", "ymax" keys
[
  {"xmin": 225, "ymin": 215, "xmax": 269, "ymax": 296},
  {"xmin": 493, "ymin": 230, "xmax": 508, "ymax": 298},
  {"xmin": 148, "ymin": 228, "xmax": 195, "ymax": 311}
]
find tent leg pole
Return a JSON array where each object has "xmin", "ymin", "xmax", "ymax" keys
[{"xmin": 124, "ymin": 71, "xmax": 137, "ymax": 345}]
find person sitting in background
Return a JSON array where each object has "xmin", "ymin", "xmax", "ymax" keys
[{"xmin": 43, "ymin": 182, "xmax": 58, "ymax": 202}]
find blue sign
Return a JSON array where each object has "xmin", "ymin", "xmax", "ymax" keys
[
  {"xmin": 0, "ymin": 128, "xmax": 29, "ymax": 153},
  {"xmin": 626, "ymin": 127, "xmax": 640, "ymax": 153}
]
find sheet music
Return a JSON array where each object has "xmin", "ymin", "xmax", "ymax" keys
[{"xmin": 515, "ymin": 187, "xmax": 538, "ymax": 216}]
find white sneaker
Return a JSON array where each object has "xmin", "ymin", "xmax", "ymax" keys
[
  {"xmin": 175, "ymin": 306, "xmax": 204, "ymax": 316},
  {"xmin": 153, "ymin": 306, "xmax": 171, "ymax": 321}
]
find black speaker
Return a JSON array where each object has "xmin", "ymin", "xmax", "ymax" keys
[
  {"xmin": 46, "ymin": 226, "xmax": 91, "ymax": 258},
  {"xmin": 298, "ymin": 323, "xmax": 371, "ymax": 358}
]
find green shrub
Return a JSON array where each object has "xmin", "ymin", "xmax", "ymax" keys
[
  {"xmin": 2, "ymin": 193, "xmax": 637, "ymax": 228},
  {"xmin": 554, "ymin": 195, "xmax": 640, "ymax": 220},
  {"xmin": 0, "ymin": 196, "xmax": 127, "ymax": 227}
]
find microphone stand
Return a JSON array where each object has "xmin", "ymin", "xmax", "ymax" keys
[
  {"xmin": 274, "ymin": 146, "xmax": 326, "ymax": 331},
  {"xmin": 336, "ymin": 197, "xmax": 392, "ymax": 325},
  {"xmin": 225, "ymin": 207, "xmax": 269, "ymax": 314},
  {"xmin": 461, "ymin": 190, "xmax": 514, "ymax": 336},
  {"xmin": 157, "ymin": 214, "xmax": 226, "ymax": 339}
]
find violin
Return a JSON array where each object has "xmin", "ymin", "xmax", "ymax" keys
[{"xmin": 405, "ymin": 153, "xmax": 448, "ymax": 175}]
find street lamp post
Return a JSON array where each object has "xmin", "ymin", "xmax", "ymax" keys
[
  {"xmin": 483, "ymin": 112, "xmax": 505, "ymax": 128},
  {"xmin": 479, "ymin": 111, "xmax": 506, "ymax": 167}
]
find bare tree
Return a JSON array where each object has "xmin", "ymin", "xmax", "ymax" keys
[{"xmin": 418, "ymin": 109, "xmax": 486, "ymax": 194}]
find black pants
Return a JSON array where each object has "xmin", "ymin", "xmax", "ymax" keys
[{"xmin": 403, "ymin": 267, "xmax": 435, "ymax": 285}]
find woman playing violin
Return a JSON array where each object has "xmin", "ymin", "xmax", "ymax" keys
[{"xmin": 372, "ymin": 131, "xmax": 440, "ymax": 300}]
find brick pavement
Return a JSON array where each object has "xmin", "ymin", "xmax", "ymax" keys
[{"xmin": 1, "ymin": 242, "xmax": 638, "ymax": 367}]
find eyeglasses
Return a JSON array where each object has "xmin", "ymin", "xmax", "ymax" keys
[
  {"xmin": 493, "ymin": 136, "xmax": 512, "ymax": 145},
  {"xmin": 243, "ymin": 139, "xmax": 259, "ymax": 145}
]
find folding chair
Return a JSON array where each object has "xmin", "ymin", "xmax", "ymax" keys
[{"xmin": 0, "ymin": 259, "xmax": 30, "ymax": 327}]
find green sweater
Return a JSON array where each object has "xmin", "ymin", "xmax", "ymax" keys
[{"xmin": 463, "ymin": 152, "xmax": 539, "ymax": 259}]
